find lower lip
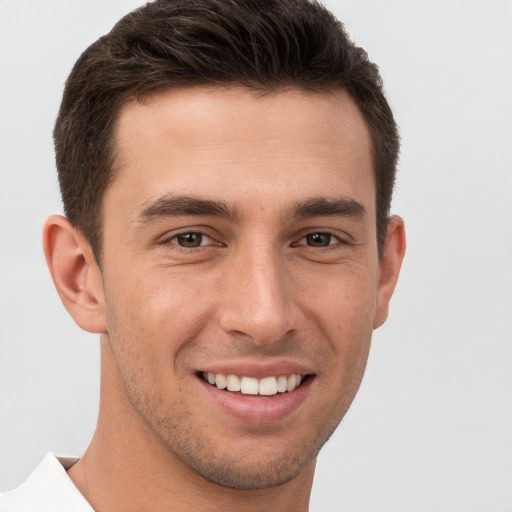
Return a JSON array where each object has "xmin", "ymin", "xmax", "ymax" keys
[{"xmin": 198, "ymin": 376, "xmax": 313, "ymax": 425}]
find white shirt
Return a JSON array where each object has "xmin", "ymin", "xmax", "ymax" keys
[{"xmin": 0, "ymin": 454, "xmax": 93, "ymax": 512}]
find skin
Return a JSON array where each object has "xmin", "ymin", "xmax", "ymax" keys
[{"xmin": 43, "ymin": 87, "xmax": 405, "ymax": 512}]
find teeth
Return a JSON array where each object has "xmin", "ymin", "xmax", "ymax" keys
[
  {"xmin": 226, "ymin": 374, "xmax": 241, "ymax": 392},
  {"xmin": 259, "ymin": 376, "xmax": 277, "ymax": 396},
  {"xmin": 287, "ymin": 374, "xmax": 296, "ymax": 391},
  {"xmin": 241, "ymin": 377, "xmax": 259, "ymax": 395},
  {"xmin": 203, "ymin": 372, "xmax": 305, "ymax": 395},
  {"xmin": 215, "ymin": 374, "xmax": 227, "ymax": 390},
  {"xmin": 276, "ymin": 375, "xmax": 288, "ymax": 393}
]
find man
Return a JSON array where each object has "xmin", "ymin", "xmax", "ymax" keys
[{"xmin": 0, "ymin": 0, "xmax": 405, "ymax": 510}]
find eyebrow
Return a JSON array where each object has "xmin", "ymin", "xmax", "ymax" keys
[
  {"xmin": 293, "ymin": 197, "xmax": 367, "ymax": 220},
  {"xmin": 137, "ymin": 195, "xmax": 240, "ymax": 223},
  {"xmin": 136, "ymin": 194, "xmax": 367, "ymax": 225}
]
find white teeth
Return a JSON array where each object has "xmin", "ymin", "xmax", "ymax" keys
[
  {"xmin": 241, "ymin": 377, "xmax": 259, "ymax": 395},
  {"xmin": 226, "ymin": 374, "xmax": 241, "ymax": 392},
  {"xmin": 215, "ymin": 374, "xmax": 227, "ymax": 390},
  {"xmin": 287, "ymin": 374, "xmax": 297, "ymax": 392},
  {"xmin": 259, "ymin": 376, "xmax": 277, "ymax": 396},
  {"xmin": 276, "ymin": 375, "xmax": 288, "ymax": 393},
  {"xmin": 204, "ymin": 372, "xmax": 305, "ymax": 395}
]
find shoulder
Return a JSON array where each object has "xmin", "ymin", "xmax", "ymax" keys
[{"xmin": 0, "ymin": 454, "xmax": 92, "ymax": 512}]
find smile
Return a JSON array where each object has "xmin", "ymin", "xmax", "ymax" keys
[
  {"xmin": 201, "ymin": 372, "xmax": 305, "ymax": 396},
  {"xmin": 198, "ymin": 368, "xmax": 314, "ymax": 424}
]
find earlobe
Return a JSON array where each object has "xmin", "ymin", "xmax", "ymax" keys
[
  {"xmin": 373, "ymin": 216, "xmax": 406, "ymax": 329},
  {"xmin": 43, "ymin": 215, "xmax": 107, "ymax": 334}
]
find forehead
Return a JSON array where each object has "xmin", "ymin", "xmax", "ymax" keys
[{"xmin": 108, "ymin": 87, "xmax": 374, "ymax": 219}]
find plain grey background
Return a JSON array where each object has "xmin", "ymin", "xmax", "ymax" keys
[{"xmin": 1, "ymin": 1, "xmax": 511, "ymax": 511}]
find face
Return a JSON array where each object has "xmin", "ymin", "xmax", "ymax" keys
[{"xmin": 99, "ymin": 87, "xmax": 384, "ymax": 489}]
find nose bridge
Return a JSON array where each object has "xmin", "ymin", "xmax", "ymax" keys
[{"xmin": 219, "ymin": 236, "xmax": 295, "ymax": 344}]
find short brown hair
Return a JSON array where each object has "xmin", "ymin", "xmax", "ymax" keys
[{"xmin": 54, "ymin": 0, "xmax": 399, "ymax": 260}]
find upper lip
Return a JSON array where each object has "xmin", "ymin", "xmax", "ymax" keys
[{"xmin": 198, "ymin": 360, "xmax": 315, "ymax": 379}]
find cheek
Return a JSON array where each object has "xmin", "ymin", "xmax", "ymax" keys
[
  {"xmin": 299, "ymin": 260, "xmax": 378, "ymax": 333},
  {"xmin": 298, "ymin": 265, "xmax": 376, "ymax": 389},
  {"xmin": 102, "ymin": 276, "xmax": 198, "ymax": 418},
  {"xmin": 104, "ymin": 268, "xmax": 217, "ymax": 371}
]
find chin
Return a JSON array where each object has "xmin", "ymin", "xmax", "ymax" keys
[
  {"xmin": 177, "ymin": 446, "xmax": 318, "ymax": 490},
  {"xmin": 151, "ymin": 413, "xmax": 337, "ymax": 491}
]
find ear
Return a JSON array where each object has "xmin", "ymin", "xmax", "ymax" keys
[
  {"xmin": 43, "ymin": 215, "xmax": 107, "ymax": 334},
  {"xmin": 373, "ymin": 215, "xmax": 406, "ymax": 329}
]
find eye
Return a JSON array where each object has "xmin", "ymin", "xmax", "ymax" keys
[
  {"xmin": 169, "ymin": 232, "xmax": 214, "ymax": 248},
  {"xmin": 297, "ymin": 232, "xmax": 338, "ymax": 247}
]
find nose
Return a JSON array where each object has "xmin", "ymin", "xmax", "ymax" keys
[{"xmin": 218, "ymin": 242, "xmax": 298, "ymax": 345}]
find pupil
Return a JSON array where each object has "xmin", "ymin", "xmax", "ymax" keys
[
  {"xmin": 178, "ymin": 233, "xmax": 202, "ymax": 247},
  {"xmin": 307, "ymin": 233, "xmax": 330, "ymax": 247}
]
